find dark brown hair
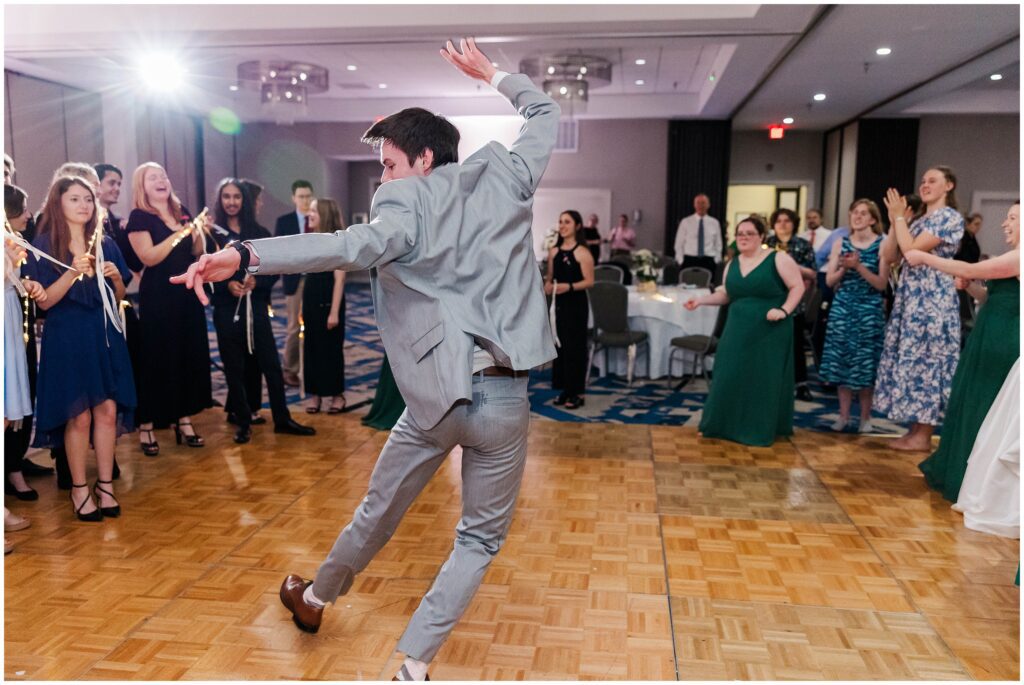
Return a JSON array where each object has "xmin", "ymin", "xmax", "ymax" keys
[
  {"xmin": 363, "ymin": 107, "xmax": 460, "ymax": 169},
  {"xmin": 37, "ymin": 176, "xmax": 100, "ymax": 267},
  {"xmin": 769, "ymin": 208, "xmax": 801, "ymax": 234},
  {"xmin": 929, "ymin": 165, "xmax": 959, "ymax": 211},
  {"xmin": 737, "ymin": 214, "xmax": 767, "ymax": 237}
]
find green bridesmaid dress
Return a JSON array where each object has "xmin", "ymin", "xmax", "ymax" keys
[
  {"xmin": 699, "ymin": 251, "xmax": 795, "ymax": 446},
  {"xmin": 361, "ymin": 354, "xmax": 407, "ymax": 431},
  {"xmin": 919, "ymin": 277, "xmax": 1020, "ymax": 501}
]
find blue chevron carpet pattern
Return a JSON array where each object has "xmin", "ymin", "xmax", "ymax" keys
[{"xmin": 207, "ymin": 282, "xmax": 907, "ymax": 436}]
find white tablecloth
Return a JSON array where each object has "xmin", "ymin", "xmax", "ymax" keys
[{"xmin": 592, "ymin": 285, "xmax": 719, "ymax": 379}]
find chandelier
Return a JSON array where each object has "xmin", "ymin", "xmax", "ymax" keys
[
  {"xmin": 236, "ymin": 60, "xmax": 329, "ymax": 124},
  {"xmin": 518, "ymin": 54, "xmax": 612, "ymax": 115}
]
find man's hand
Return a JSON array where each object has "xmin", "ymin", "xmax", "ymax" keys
[
  {"xmin": 440, "ymin": 37, "xmax": 497, "ymax": 84},
  {"xmin": 169, "ymin": 249, "xmax": 242, "ymax": 306}
]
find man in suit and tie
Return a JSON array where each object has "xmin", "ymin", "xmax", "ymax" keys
[
  {"xmin": 172, "ymin": 37, "xmax": 559, "ymax": 681},
  {"xmin": 274, "ymin": 180, "xmax": 315, "ymax": 386},
  {"xmin": 674, "ymin": 193, "xmax": 722, "ymax": 280}
]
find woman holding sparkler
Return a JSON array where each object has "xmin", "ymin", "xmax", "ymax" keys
[
  {"xmin": 126, "ymin": 162, "xmax": 213, "ymax": 455},
  {"xmin": 25, "ymin": 176, "xmax": 135, "ymax": 521}
]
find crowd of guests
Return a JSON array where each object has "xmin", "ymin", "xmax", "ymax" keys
[
  {"xmin": 681, "ymin": 166, "xmax": 1018, "ymax": 539},
  {"xmin": 2, "ymin": 154, "xmax": 364, "ymax": 549}
]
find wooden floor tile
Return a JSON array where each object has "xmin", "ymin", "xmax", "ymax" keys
[{"xmin": 4, "ymin": 415, "xmax": 1018, "ymax": 680}]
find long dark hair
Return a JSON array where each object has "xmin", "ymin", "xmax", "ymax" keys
[
  {"xmin": 214, "ymin": 177, "xmax": 260, "ymax": 240},
  {"xmin": 558, "ymin": 209, "xmax": 584, "ymax": 247},
  {"xmin": 37, "ymin": 176, "xmax": 100, "ymax": 267}
]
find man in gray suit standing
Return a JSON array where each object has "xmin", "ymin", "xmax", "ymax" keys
[{"xmin": 172, "ymin": 38, "xmax": 558, "ymax": 680}]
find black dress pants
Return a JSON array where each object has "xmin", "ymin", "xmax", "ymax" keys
[{"xmin": 214, "ymin": 305, "xmax": 291, "ymax": 429}]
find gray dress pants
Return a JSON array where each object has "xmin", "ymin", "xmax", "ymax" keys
[{"xmin": 311, "ymin": 373, "xmax": 530, "ymax": 662}]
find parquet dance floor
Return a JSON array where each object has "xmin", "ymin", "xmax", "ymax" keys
[{"xmin": 4, "ymin": 410, "xmax": 1019, "ymax": 680}]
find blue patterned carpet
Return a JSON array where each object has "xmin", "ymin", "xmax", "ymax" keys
[{"xmin": 207, "ymin": 282, "xmax": 905, "ymax": 435}]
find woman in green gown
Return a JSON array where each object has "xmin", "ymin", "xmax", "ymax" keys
[
  {"xmin": 361, "ymin": 353, "xmax": 406, "ymax": 431},
  {"xmin": 907, "ymin": 201, "xmax": 1020, "ymax": 502},
  {"xmin": 685, "ymin": 216, "xmax": 807, "ymax": 446}
]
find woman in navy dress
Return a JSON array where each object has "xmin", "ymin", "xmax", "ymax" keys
[
  {"xmin": 27, "ymin": 176, "xmax": 136, "ymax": 521},
  {"xmin": 126, "ymin": 163, "xmax": 213, "ymax": 455}
]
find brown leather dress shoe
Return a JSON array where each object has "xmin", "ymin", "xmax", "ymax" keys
[{"xmin": 279, "ymin": 574, "xmax": 323, "ymax": 633}]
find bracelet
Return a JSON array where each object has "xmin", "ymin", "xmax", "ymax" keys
[
  {"xmin": 775, "ymin": 307, "xmax": 790, "ymax": 317},
  {"xmin": 227, "ymin": 240, "xmax": 251, "ymax": 275}
]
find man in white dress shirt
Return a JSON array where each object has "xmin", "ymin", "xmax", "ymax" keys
[{"xmin": 674, "ymin": 193, "xmax": 722, "ymax": 278}]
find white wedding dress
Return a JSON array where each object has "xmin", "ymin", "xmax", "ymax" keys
[{"xmin": 952, "ymin": 359, "xmax": 1020, "ymax": 538}]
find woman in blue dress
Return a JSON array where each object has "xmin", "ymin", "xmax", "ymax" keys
[
  {"xmin": 27, "ymin": 176, "xmax": 136, "ymax": 521},
  {"xmin": 819, "ymin": 199, "xmax": 890, "ymax": 433},
  {"xmin": 874, "ymin": 166, "xmax": 964, "ymax": 451}
]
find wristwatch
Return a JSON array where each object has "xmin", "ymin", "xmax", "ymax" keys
[{"xmin": 227, "ymin": 239, "xmax": 250, "ymax": 278}]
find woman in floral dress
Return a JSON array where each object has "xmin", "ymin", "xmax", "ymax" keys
[{"xmin": 874, "ymin": 167, "xmax": 964, "ymax": 451}]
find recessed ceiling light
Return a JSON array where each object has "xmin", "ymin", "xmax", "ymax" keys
[
  {"xmin": 635, "ymin": 79, "xmax": 645, "ymax": 86},
  {"xmin": 228, "ymin": 84, "xmax": 239, "ymax": 92},
  {"xmin": 378, "ymin": 83, "xmax": 387, "ymax": 89},
  {"xmin": 813, "ymin": 93, "xmax": 827, "ymax": 101},
  {"xmin": 875, "ymin": 47, "xmax": 892, "ymax": 56},
  {"xmin": 991, "ymin": 73, "xmax": 1004, "ymax": 81},
  {"xmin": 783, "ymin": 117, "xmax": 794, "ymax": 124},
  {"xmin": 299, "ymin": 72, "xmax": 307, "ymax": 80},
  {"xmin": 491, "ymin": 62, "xmax": 499, "ymax": 67},
  {"xmin": 547, "ymin": 66, "xmax": 555, "ymax": 75},
  {"xmin": 635, "ymin": 59, "xmax": 646, "ymax": 66},
  {"xmin": 579, "ymin": 66, "xmax": 587, "ymax": 75},
  {"xmin": 346, "ymin": 65, "xmax": 357, "ymax": 71},
  {"xmin": 559, "ymin": 86, "xmax": 568, "ymax": 95}
]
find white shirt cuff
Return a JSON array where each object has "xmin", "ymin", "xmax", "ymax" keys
[{"xmin": 490, "ymin": 70, "xmax": 511, "ymax": 89}]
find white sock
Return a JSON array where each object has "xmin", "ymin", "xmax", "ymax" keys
[
  {"xmin": 398, "ymin": 658, "xmax": 429, "ymax": 680},
  {"xmin": 830, "ymin": 417, "xmax": 848, "ymax": 431},
  {"xmin": 302, "ymin": 585, "xmax": 326, "ymax": 608}
]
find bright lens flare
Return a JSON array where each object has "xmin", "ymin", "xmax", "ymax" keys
[{"xmin": 137, "ymin": 52, "xmax": 185, "ymax": 93}]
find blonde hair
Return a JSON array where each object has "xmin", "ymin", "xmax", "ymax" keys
[
  {"xmin": 131, "ymin": 162, "xmax": 183, "ymax": 222},
  {"xmin": 849, "ymin": 198, "xmax": 883, "ymax": 235}
]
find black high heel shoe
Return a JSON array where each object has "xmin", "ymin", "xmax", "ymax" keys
[
  {"xmin": 70, "ymin": 483, "xmax": 103, "ymax": 522},
  {"xmin": 93, "ymin": 479, "xmax": 121, "ymax": 518},
  {"xmin": 139, "ymin": 429, "xmax": 159, "ymax": 457},
  {"xmin": 5, "ymin": 477, "xmax": 38, "ymax": 502},
  {"xmin": 174, "ymin": 421, "xmax": 204, "ymax": 448}
]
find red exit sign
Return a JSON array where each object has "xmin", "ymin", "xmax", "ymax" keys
[{"xmin": 769, "ymin": 126, "xmax": 785, "ymax": 140}]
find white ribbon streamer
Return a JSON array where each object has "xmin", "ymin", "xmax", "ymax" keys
[
  {"xmin": 548, "ymin": 279, "xmax": 561, "ymax": 348},
  {"xmin": 232, "ymin": 288, "xmax": 255, "ymax": 355}
]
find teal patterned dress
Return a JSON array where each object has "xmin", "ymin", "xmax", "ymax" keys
[{"xmin": 819, "ymin": 235, "xmax": 885, "ymax": 389}]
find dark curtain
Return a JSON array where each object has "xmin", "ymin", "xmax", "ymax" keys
[
  {"xmin": 664, "ymin": 120, "xmax": 731, "ymax": 257},
  {"xmin": 853, "ymin": 119, "xmax": 919, "ymax": 210}
]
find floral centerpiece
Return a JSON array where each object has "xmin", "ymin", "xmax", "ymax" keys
[{"xmin": 632, "ymin": 249, "xmax": 658, "ymax": 292}]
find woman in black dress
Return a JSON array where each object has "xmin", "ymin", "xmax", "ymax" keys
[
  {"xmin": 544, "ymin": 210, "xmax": 595, "ymax": 409},
  {"xmin": 302, "ymin": 198, "xmax": 347, "ymax": 414},
  {"xmin": 126, "ymin": 162, "xmax": 213, "ymax": 455}
]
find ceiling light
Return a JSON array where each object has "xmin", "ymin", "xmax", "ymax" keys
[
  {"xmin": 708, "ymin": 73, "xmax": 716, "ymax": 82},
  {"xmin": 237, "ymin": 60, "xmax": 329, "ymax": 125},
  {"xmin": 269, "ymin": 70, "xmax": 277, "ymax": 78},
  {"xmin": 346, "ymin": 65, "xmax": 357, "ymax": 71},
  {"xmin": 991, "ymin": 73, "xmax": 1003, "ymax": 81},
  {"xmin": 875, "ymin": 47, "xmax": 892, "ymax": 56},
  {"xmin": 579, "ymin": 66, "xmax": 587, "ymax": 75},
  {"xmin": 635, "ymin": 59, "xmax": 646, "ymax": 66},
  {"xmin": 547, "ymin": 66, "xmax": 556, "ymax": 75},
  {"xmin": 813, "ymin": 93, "xmax": 827, "ymax": 101},
  {"xmin": 378, "ymin": 83, "xmax": 387, "ymax": 89},
  {"xmin": 635, "ymin": 79, "xmax": 645, "ymax": 85},
  {"xmin": 291, "ymin": 77, "xmax": 298, "ymax": 85},
  {"xmin": 559, "ymin": 86, "xmax": 568, "ymax": 95},
  {"xmin": 491, "ymin": 61, "xmax": 499, "ymax": 67},
  {"xmin": 783, "ymin": 117, "xmax": 794, "ymax": 124},
  {"xmin": 521, "ymin": 54, "xmax": 611, "ymax": 115},
  {"xmin": 137, "ymin": 52, "xmax": 186, "ymax": 93},
  {"xmin": 228, "ymin": 84, "xmax": 239, "ymax": 92},
  {"xmin": 299, "ymin": 72, "xmax": 308, "ymax": 80}
]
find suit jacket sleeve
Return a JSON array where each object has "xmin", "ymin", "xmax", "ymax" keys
[
  {"xmin": 495, "ymin": 74, "xmax": 561, "ymax": 193},
  {"xmin": 248, "ymin": 181, "xmax": 417, "ymax": 275}
]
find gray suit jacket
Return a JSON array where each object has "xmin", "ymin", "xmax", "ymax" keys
[{"xmin": 248, "ymin": 73, "xmax": 560, "ymax": 429}]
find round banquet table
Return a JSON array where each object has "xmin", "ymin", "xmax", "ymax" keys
[{"xmin": 590, "ymin": 285, "xmax": 719, "ymax": 380}]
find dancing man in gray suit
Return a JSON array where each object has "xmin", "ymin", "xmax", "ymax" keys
[{"xmin": 171, "ymin": 38, "xmax": 558, "ymax": 681}]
